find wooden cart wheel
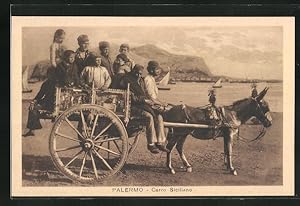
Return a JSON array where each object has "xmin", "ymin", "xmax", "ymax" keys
[{"xmin": 49, "ymin": 104, "xmax": 128, "ymax": 183}]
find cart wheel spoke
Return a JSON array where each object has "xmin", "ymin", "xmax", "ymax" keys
[
  {"xmin": 93, "ymin": 149, "xmax": 113, "ymax": 171},
  {"xmin": 95, "ymin": 137, "xmax": 120, "ymax": 144},
  {"xmin": 79, "ymin": 152, "xmax": 87, "ymax": 177},
  {"xmin": 80, "ymin": 110, "xmax": 89, "ymax": 138},
  {"xmin": 55, "ymin": 132, "xmax": 82, "ymax": 143},
  {"xmin": 56, "ymin": 145, "xmax": 81, "ymax": 152},
  {"xmin": 94, "ymin": 144, "xmax": 120, "ymax": 157},
  {"xmin": 65, "ymin": 117, "xmax": 85, "ymax": 140},
  {"xmin": 112, "ymin": 140, "xmax": 122, "ymax": 154},
  {"xmin": 90, "ymin": 114, "xmax": 99, "ymax": 139},
  {"xmin": 64, "ymin": 149, "xmax": 84, "ymax": 168},
  {"xmin": 89, "ymin": 151, "xmax": 98, "ymax": 178},
  {"xmin": 94, "ymin": 122, "xmax": 113, "ymax": 141}
]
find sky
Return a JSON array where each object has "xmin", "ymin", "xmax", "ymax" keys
[{"xmin": 23, "ymin": 26, "xmax": 283, "ymax": 79}]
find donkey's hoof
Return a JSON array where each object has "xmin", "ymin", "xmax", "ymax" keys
[
  {"xmin": 186, "ymin": 166, "xmax": 193, "ymax": 173},
  {"xmin": 170, "ymin": 169, "xmax": 176, "ymax": 174},
  {"xmin": 230, "ymin": 169, "xmax": 238, "ymax": 176}
]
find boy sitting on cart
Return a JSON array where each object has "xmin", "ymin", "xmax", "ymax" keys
[{"xmin": 23, "ymin": 50, "xmax": 80, "ymax": 137}]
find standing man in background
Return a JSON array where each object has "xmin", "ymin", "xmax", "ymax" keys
[
  {"xmin": 99, "ymin": 41, "xmax": 114, "ymax": 78},
  {"xmin": 75, "ymin": 34, "xmax": 91, "ymax": 76}
]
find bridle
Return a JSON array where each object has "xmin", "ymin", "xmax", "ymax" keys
[
  {"xmin": 252, "ymin": 97, "xmax": 271, "ymax": 127},
  {"xmin": 235, "ymin": 98, "xmax": 271, "ymax": 143}
]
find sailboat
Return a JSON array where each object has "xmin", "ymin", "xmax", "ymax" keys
[
  {"xmin": 212, "ymin": 78, "xmax": 222, "ymax": 88},
  {"xmin": 157, "ymin": 67, "xmax": 171, "ymax": 90},
  {"xmin": 22, "ymin": 66, "xmax": 32, "ymax": 93}
]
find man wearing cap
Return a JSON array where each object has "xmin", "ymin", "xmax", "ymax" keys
[
  {"xmin": 120, "ymin": 64, "xmax": 169, "ymax": 154},
  {"xmin": 75, "ymin": 34, "xmax": 91, "ymax": 76},
  {"xmin": 118, "ymin": 43, "xmax": 135, "ymax": 70},
  {"xmin": 144, "ymin": 61, "xmax": 168, "ymax": 107},
  {"xmin": 99, "ymin": 41, "xmax": 114, "ymax": 78}
]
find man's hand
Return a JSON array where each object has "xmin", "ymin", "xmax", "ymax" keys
[{"xmin": 144, "ymin": 99, "xmax": 154, "ymax": 105}]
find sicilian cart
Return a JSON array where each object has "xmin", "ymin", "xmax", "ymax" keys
[{"xmin": 46, "ymin": 84, "xmax": 215, "ymax": 183}]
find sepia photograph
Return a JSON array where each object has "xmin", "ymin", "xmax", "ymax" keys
[{"xmin": 11, "ymin": 16, "xmax": 294, "ymax": 196}]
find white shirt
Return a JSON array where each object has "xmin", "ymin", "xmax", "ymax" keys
[
  {"xmin": 50, "ymin": 42, "xmax": 64, "ymax": 68},
  {"xmin": 81, "ymin": 66, "xmax": 111, "ymax": 89},
  {"xmin": 144, "ymin": 74, "xmax": 158, "ymax": 100}
]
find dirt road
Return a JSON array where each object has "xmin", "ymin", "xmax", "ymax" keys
[{"xmin": 22, "ymin": 99, "xmax": 282, "ymax": 186}]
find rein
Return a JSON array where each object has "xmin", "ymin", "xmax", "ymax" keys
[
  {"xmin": 237, "ymin": 126, "xmax": 266, "ymax": 143},
  {"xmin": 220, "ymin": 106, "xmax": 267, "ymax": 143}
]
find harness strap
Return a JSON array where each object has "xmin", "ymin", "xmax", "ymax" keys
[
  {"xmin": 219, "ymin": 107, "xmax": 240, "ymax": 129},
  {"xmin": 221, "ymin": 107, "xmax": 225, "ymax": 117},
  {"xmin": 182, "ymin": 104, "xmax": 191, "ymax": 122}
]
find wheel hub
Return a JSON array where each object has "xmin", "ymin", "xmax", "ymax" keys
[{"xmin": 83, "ymin": 139, "xmax": 94, "ymax": 150}]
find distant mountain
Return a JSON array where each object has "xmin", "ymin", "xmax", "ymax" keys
[
  {"xmin": 25, "ymin": 43, "xmax": 212, "ymax": 80},
  {"xmin": 131, "ymin": 44, "xmax": 212, "ymax": 76}
]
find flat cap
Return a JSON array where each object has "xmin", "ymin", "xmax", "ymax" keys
[
  {"xmin": 147, "ymin": 60, "xmax": 162, "ymax": 73},
  {"xmin": 132, "ymin": 64, "xmax": 144, "ymax": 72},
  {"xmin": 99, "ymin": 41, "xmax": 110, "ymax": 49},
  {"xmin": 147, "ymin": 60, "xmax": 159, "ymax": 69},
  {"xmin": 77, "ymin": 34, "xmax": 89, "ymax": 44},
  {"xmin": 116, "ymin": 53, "xmax": 129, "ymax": 62},
  {"xmin": 120, "ymin": 43, "xmax": 130, "ymax": 50},
  {"xmin": 63, "ymin": 50, "xmax": 75, "ymax": 60}
]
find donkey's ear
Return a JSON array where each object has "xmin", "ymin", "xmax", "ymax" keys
[
  {"xmin": 256, "ymin": 87, "xmax": 268, "ymax": 101},
  {"xmin": 265, "ymin": 86, "xmax": 269, "ymax": 92}
]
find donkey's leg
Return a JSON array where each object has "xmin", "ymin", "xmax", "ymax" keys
[
  {"xmin": 223, "ymin": 137, "xmax": 228, "ymax": 168},
  {"xmin": 166, "ymin": 134, "xmax": 179, "ymax": 174},
  {"xmin": 176, "ymin": 135, "xmax": 192, "ymax": 173},
  {"xmin": 225, "ymin": 130, "xmax": 238, "ymax": 176}
]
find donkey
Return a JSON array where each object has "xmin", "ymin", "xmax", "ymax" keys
[{"xmin": 163, "ymin": 87, "xmax": 272, "ymax": 175}]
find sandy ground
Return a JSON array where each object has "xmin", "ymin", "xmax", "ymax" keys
[{"xmin": 21, "ymin": 99, "xmax": 282, "ymax": 186}]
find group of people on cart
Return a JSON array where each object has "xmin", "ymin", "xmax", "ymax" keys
[
  {"xmin": 23, "ymin": 29, "xmax": 171, "ymax": 154},
  {"xmin": 23, "ymin": 29, "xmax": 260, "ymax": 155}
]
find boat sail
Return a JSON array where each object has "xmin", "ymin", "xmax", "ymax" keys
[
  {"xmin": 157, "ymin": 67, "xmax": 171, "ymax": 90},
  {"xmin": 212, "ymin": 78, "xmax": 222, "ymax": 88},
  {"xmin": 158, "ymin": 68, "xmax": 170, "ymax": 86}
]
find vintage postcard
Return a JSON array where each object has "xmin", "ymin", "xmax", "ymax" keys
[{"xmin": 11, "ymin": 16, "xmax": 295, "ymax": 197}]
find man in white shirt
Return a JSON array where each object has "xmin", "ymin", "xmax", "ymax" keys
[
  {"xmin": 144, "ymin": 61, "xmax": 169, "ymax": 150},
  {"xmin": 80, "ymin": 54, "xmax": 111, "ymax": 90},
  {"xmin": 144, "ymin": 61, "xmax": 168, "ymax": 106}
]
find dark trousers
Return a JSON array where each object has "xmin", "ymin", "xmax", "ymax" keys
[
  {"xmin": 26, "ymin": 104, "xmax": 43, "ymax": 130},
  {"xmin": 26, "ymin": 79, "xmax": 56, "ymax": 130}
]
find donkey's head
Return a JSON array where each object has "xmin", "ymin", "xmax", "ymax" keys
[{"xmin": 250, "ymin": 87, "xmax": 272, "ymax": 128}]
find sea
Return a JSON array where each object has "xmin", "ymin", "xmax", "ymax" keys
[
  {"xmin": 22, "ymin": 81, "xmax": 283, "ymax": 113},
  {"xmin": 159, "ymin": 82, "xmax": 283, "ymax": 113}
]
